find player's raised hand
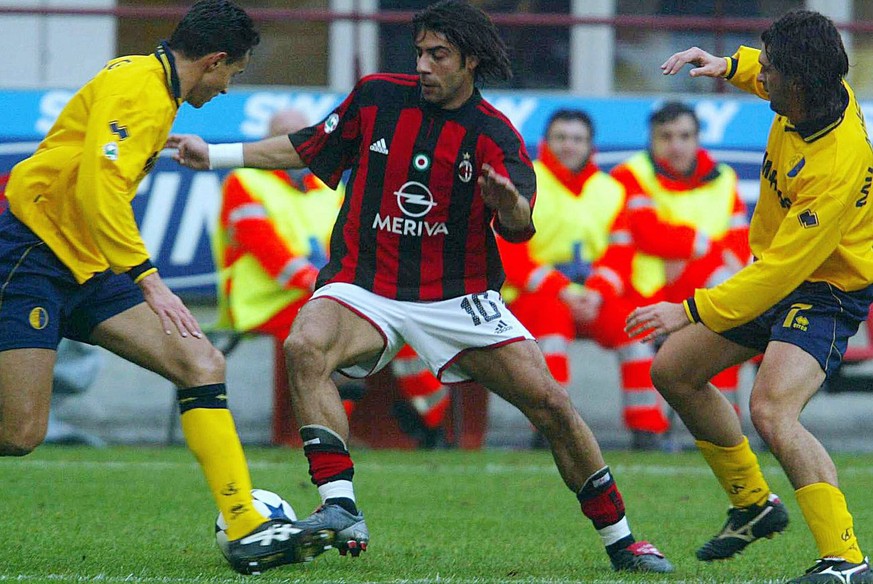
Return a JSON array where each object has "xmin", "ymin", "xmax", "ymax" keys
[
  {"xmin": 625, "ymin": 301, "xmax": 689, "ymax": 343},
  {"xmin": 166, "ymin": 134, "xmax": 210, "ymax": 170},
  {"xmin": 478, "ymin": 163, "xmax": 519, "ymax": 211},
  {"xmin": 661, "ymin": 47, "xmax": 727, "ymax": 78}
]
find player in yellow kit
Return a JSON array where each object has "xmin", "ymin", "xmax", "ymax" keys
[
  {"xmin": 0, "ymin": 0, "xmax": 323, "ymax": 576},
  {"xmin": 627, "ymin": 10, "xmax": 873, "ymax": 583}
]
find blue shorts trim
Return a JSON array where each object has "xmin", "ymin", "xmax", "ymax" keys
[
  {"xmin": 719, "ymin": 281, "xmax": 873, "ymax": 379},
  {"xmin": 0, "ymin": 211, "xmax": 144, "ymax": 352}
]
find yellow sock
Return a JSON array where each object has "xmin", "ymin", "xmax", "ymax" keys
[
  {"xmin": 796, "ymin": 483, "xmax": 863, "ymax": 563},
  {"xmin": 696, "ymin": 436, "xmax": 770, "ymax": 508},
  {"xmin": 181, "ymin": 406, "xmax": 264, "ymax": 540}
]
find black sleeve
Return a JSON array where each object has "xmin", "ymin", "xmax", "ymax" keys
[
  {"xmin": 289, "ymin": 85, "xmax": 362, "ymax": 189},
  {"xmin": 485, "ymin": 121, "xmax": 537, "ymax": 242}
]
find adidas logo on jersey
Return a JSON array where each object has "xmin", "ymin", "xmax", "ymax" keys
[
  {"xmin": 369, "ymin": 138, "xmax": 388, "ymax": 155},
  {"xmin": 493, "ymin": 320, "xmax": 513, "ymax": 334}
]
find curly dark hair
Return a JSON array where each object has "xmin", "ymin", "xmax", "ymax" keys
[
  {"xmin": 168, "ymin": 0, "xmax": 260, "ymax": 64},
  {"xmin": 412, "ymin": 0, "xmax": 512, "ymax": 84},
  {"xmin": 761, "ymin": 10, "xmax": 848, "ymax": 116}
]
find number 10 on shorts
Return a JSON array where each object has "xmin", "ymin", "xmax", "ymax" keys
[{"xmin": 460, "ymin": 292, "xmax": 502, "ymax": 326}]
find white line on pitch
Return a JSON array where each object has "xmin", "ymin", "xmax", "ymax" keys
[{"xmin": 5, "ymin": 458, "xmax": 873, "ymax": 478}]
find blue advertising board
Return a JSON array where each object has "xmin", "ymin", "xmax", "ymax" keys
[{"xmin": 0, "ymin": 88, "xmax": 801, "ymax": 297}]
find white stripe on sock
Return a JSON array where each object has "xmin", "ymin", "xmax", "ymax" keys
[
  {"xmin": 317, "ymin": 480, "xmax": 356, "ymax": 503},
  {"xmin": 598, "ymin": 517, "xmax": 631, "ymax": 547}
]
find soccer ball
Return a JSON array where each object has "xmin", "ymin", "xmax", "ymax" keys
[{"xmin": 215, "ymin": 488, "xmax": 297, "ymax": 559}]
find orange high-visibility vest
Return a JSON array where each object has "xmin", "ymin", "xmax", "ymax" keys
[
  {"xmin": 622, "ymin": 153, "xmax": 737, "ymax": 298},
  {"xmin": 214, "ymin": 169, "xmax": 341, "ymax": 331},
  {"xmin": 501, "ymin": 160, "xmax": 624, "ymax": 303}
]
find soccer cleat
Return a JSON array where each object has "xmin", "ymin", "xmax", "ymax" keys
[
  {"xmin": 609, "ymin": 540, "xmax": 675, "ymax": 573},
  {"xmin": 225, "ymin": 519, "xmax": 333, "ymax": 575},
  {"xmin": 696, "ymin": 492, "xmax": 789, "ymax": 561},
  {"xmin": 294, "ymin": 503, "xmax": 370, "ymax": 557},
  {"xmin": 787, "ymin": 556, "xmax": 873, "ymax": 583}
]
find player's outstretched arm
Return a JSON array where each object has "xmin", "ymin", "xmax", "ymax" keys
[
  {"xmin": 167, "ymin": 134, "xmax": 210, "ymax": 169},
  {"xmin": 661, "ymin": 47, "xmax": 727, "ymax": 78},
  {"xmin": 167, "ymin": 134, "xmax": 306, "ymax": 171},
  {"xmin": 137, "ymin": 271, "xmax": 203, "ymax": 338}
]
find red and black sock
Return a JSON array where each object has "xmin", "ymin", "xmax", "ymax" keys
[
  {"xmin": 576, "ymin": 466, "xmax": 634, "ymax": 555},
  {"xmin": 300, "ymin": 425, "xmax": 357, "ymax": 514}
]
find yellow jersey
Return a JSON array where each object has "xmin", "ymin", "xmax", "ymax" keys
[
  {"xmin": 6, "ymin": 43, "xmax": 181, "ymax": 284},
  {"xmin": 687, "ymin": 46, "xmax": 873, "ymax": 332}
]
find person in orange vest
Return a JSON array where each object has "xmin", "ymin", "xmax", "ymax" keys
[
  {"xmin": 583, "ymin": 101, "xmax": 751, "ymax": 450},
  {"xmin": 216, "ymin": 108, "xmax": 450, "ymax": 448},
  {"xmin": 496, "ymin": 109, "xmax": 625, "ymax": 448}
]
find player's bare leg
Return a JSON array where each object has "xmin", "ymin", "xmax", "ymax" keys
[
  {"xmin": 749, "ymin": 343, "xmax": 866, "ymax": 577},
  {"xmin": 92, "ymin": 303, "xmax": 321, "ymax": 574},
  {"xmin": 282, "ymin": 298, "xmax": 385, "ymax": 558},
  {"xmin": 0, "ymin": 348, "xmax": 56, "ymax": 455},
  {"xmin": 91, "ymin": 303, "xmax": 223, "ymax": 387},
  {"xmin": 750, "ymin": 342, "xmax": 830, "ymax": 487},
  {"xmin": 650, "ymin": 324, "xmax": 756, "ymax": 445},
  {"xmin": 458, "ymin": 339, "xmax": 673, "ymax": 573},
  {"xmin": 283, "ymin": 298, "xmax": 385, "ymax": 437},
  {"xmin": 651, "ymin": 325, "xmax": 789, "ymax": 561},
  {"xmin": 459, "ymin": 339, "xmax": 602, "ymax": 486}
]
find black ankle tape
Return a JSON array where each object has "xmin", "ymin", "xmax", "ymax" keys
[
  {"xmin": 177, "ymin": 383, "xmax": 227, "ymax": 414},
  {"xmin": 300, "ymin": 425, "xmax": 348, "ymax": 453}
]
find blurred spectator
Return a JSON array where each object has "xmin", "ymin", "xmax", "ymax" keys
[
  {"xmin": 496, "ymin": 109, "xmax": 625, "ymax": 448},
  {"xmin": 583, "ymin": 101, "xmax": 750, "ymax": 450},
  {"xmin": 215, "ymin": 108, "xmax": 450, "ymax": 448}
]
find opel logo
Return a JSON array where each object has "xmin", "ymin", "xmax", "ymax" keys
[{"xmin": 394, "ymin": 181, "xmax": 437, "ymax": 218}]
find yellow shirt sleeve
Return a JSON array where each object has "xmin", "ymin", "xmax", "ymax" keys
[
  {"xmin": 694, "ymin": 186, "xmax": 846, "ymax": 332},
  {"xmin": 725, "ymin": 46, "xmax": 769, "ymax": 100},
  {"xmin": 77, "ymin": 92, "xmax": 159, "ymax": 275}
]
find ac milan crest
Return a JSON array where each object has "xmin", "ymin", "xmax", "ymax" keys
[{"xmin": 458, "ymin": 152, "xmax": 473, "ymax": 183}]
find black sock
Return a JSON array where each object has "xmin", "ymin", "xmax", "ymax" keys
[
  {"xmin": 606, "ymin": 535, "xmax": 635, "ymax": 556},
  {"xmin": 326, "ymin": 496, "xmax": 358, "ymax": 514}
]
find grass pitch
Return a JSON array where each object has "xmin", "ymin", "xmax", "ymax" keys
[{"xmin": 2, "ymin": 446, "xmax": 872, "ymax": 583}]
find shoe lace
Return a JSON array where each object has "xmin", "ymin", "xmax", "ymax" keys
[
  {"xmin": 627, "ymin": 541, "xmax": 664, "ymax": 558},
  {"xmin": 728, "ymin": 499, "xmax": 771, "ymax": 528},
  {"xmin": 805, "ymin": 557, "xmax": 846, "ymax": 575}
]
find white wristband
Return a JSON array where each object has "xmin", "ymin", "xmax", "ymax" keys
[{"xmin": 208, "ymin": 143, "xmax": 244, "ymax": 170}]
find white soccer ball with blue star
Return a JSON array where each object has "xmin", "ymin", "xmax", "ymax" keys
[{"xmin": 215, "ymin": 488, "xmax": 297, "ymax": 558}]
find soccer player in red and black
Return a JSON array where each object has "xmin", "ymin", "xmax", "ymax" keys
[{"xmin": 170, "ymin": 0, "xmax": 673, "ymax": 573}]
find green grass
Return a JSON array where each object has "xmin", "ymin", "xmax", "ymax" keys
[{"xmin": 1, "ymin": 447, "xmax": 872, "ymax": 583}]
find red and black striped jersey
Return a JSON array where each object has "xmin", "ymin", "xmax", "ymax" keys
[{"xmin": 290, "ymin": 73, "xmax": 536, "ymax": 301}]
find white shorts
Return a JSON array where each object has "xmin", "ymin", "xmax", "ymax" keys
[{"xmin": 310, "ymin": 283, "xmax": 534, "ymax": 383}]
